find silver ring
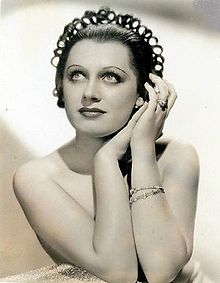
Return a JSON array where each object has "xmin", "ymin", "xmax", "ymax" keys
[{"xmin": 157, "ymin": 99, "xmax": 168, "ymax": 111}]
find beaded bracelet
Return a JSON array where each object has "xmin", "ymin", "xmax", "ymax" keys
[
  {"xmin": 130, "ymin": 187, "xmax": 165, "ymax": 205},
  {"xmin": 130, "ymin": 185, "xmax": 163, "ymax": 196}
]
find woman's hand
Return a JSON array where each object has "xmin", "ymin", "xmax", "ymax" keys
[
  {"xmin": 97, "ymin": 75, "xmax": 177, "ymax": 160},
  {"xmin": 131, "ymin": 74, "xmax": 177, "ymax": 148},
  {"xmin": 96, "ymin": 103, "xmax": 149, "ymax": 161}
]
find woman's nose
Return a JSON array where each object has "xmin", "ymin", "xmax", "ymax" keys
[{"xmin": 82, "ymin": 80, "xmax": 101, "ymax": 102}]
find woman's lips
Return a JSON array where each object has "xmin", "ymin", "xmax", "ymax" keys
[{"xmin": 79, "ymin": 107, "xmax": 106, "ymax": 118}]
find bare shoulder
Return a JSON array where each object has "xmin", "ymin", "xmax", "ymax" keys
[
  {"xmin": 163, "ymin": 138, "xmax": 199, "ymax": 165},
  {"xmin": 13, "ymin": 150, "xmax": 65, "ymax": 199},
  {"xmin": 157, "ymin": 140, "xmax": 200, "ymax": 191},
  {"xmin": 156, "ymin": 137, "xmax": 200, "ymax": 178}
]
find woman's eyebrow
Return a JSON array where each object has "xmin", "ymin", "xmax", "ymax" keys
[
  {"xmin": 66, "ymin": 64, "xmax": 128, "ymax": 75},
  {"xmin": 103, "ymin": 66, "xmax": 128, "ymax": 75},
  {"xmin": 67, "ymin": 64, "xmax": 83, "ymax": 70}
]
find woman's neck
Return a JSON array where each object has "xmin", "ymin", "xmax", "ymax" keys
[
  {"xmin": 68, "ymin": 131, "xmax": 105, "ymax": 174},
  {"xmin": 75, "ymin": 131, "xmax": 105, "ymax": 158}
]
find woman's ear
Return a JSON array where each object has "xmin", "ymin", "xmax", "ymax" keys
[{"xmin": 135, "ymin": 96, "xmax": 144, "ymax": 108}]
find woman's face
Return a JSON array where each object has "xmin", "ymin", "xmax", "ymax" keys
[{"xmin": 63, "ymin": 39, "xmax": 139, "ymax": 137}]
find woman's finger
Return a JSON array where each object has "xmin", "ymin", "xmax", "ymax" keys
[
  {"xmin": 164, "ymin": 80, "xmax": 178, "ymax": 117},
  {"xmin": 149, "ymin": 74, "xmax": 170, "ymax": 113},
  {"xmin": 144, "ymin": 82, "xmax": 157, "ymax": 112},
  {"xmin": 149, "ymin": 73, "xmax": 169, "ymax": 101}
]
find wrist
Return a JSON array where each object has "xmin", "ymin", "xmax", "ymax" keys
[
  {"xmin": 95, "ymin": 149, "xmax": 119, "ymax": 163},
  {"xmin": 131, "ymin": 141, "xmax": 156, "ymax": 158},
  {"xmin": 131, "ymin": 137, "xmax": 155, "ymax": 148}
]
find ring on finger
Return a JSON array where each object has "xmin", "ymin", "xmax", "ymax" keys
[
  {"xmin": 154, "ymin": 85, "xmax": 160, "ymax": 94},
  {"xmin": 157, "ymin": 98, "xmax": 168, "ymax": 111}
]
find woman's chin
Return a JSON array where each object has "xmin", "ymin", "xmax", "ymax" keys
[{"xmin": 75, "ymin": 126, "xmax": 121, "ymax": 139}]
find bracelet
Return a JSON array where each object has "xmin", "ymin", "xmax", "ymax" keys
[
  {"xmin": 130, "ymin": 187, "xmax": 165, "ymax": 205},
  {"xmin": 130, "ymin": 185, "xmax": 163, "ymax": 196}
]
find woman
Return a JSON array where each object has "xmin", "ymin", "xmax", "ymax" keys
[{"xmin": 13, "ymin": 7, "xmax": 204, "ymax": 283}]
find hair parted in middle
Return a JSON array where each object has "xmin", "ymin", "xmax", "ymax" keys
[{"xmin": 51, "ymin": 7, "xmax": 164, "ymax": 108}]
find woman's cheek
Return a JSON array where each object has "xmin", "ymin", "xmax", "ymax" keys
[{"xmin": 112, "ymin": 104, "xmax": 134, "ymax": 128}]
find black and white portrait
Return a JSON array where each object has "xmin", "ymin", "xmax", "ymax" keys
[{"xmin": 1, "ymin": 1, "xmax": 219, "ymax": 282}]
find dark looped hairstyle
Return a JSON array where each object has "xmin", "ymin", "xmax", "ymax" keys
[{"xmin": 51, "ymin": 7, "xmax": 165, "ymax": 108}]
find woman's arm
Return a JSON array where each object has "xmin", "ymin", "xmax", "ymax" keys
[
  {"xmin": 130, "ymin": 75, "xmax": 199, "ymax": 282},
  {"xmin": 13, "ymin": 154, "xmax": 137, "ymax": 283},
  {"xmin": 131, "ymin": 141, "xmax": 199, "ymax": 283},
  {"xmin": 12, "ymin": 107, "xmax": 150, "ymax": 283},
  {"xmin": 92, "ymin": 152, "xmax": 137, "ymax": 282}
]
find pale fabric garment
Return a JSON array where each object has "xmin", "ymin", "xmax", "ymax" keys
[{"xmin": 0, "ymin": 262, "xmax": 215, "ymax": 282}]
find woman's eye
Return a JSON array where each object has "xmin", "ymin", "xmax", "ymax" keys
[
  {"xmin": 103, "ymin": 73, "xmax": 121, "ymax": 83},
  {"xmin": 69, "ymin": 71, "xmax": 84, "ymax": 81}
]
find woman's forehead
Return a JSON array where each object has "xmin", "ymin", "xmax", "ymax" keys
[{"xmin": 66, "ymin": 39, "xmax": 133, "ymax": 71}]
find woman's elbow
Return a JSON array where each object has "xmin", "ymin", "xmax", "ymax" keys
[
  {"xmin": 100, "ymin": 260, "xmax": 138, "ymax": 283},
  {"xmin": 146, "ymin": 263, "xmax": 184, "ymax": 283},
  {"xmin": 145, "ymin": 248, "xmax": 191, "ymax": 283},
  {"xmin": 163, "ymin": 238, "xmax": 192, "ymax": 281},
  {"xmin": 147, "ymin": 270, "xmax": 178, "ymax": 283},
  {"xmin": 100, "ymin": 269, "xmax": 137, "ymax": 283},
  {"xmin": 106, "ymin": 272, "xmax": 137, "ymax": 283}
]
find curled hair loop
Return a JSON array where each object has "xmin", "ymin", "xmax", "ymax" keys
[
  {"xmin": 148, "ymin": 36, "xmax": 158, "ymax": 46},
  {"xmin": 115, "ymin": 15, "xmax": 122, "ymax": 25},
  {"xmin": 144, "ymin": 30, "xmax": 153, "ymax": 41},
  {"xmin": 72, "ymin": 18, "xmax": 80, "ymax": 24},
  {"xmin": 51, "ymin": 56, "xmax": 58, "ymax": 67},
  {"xmin": 138, "ymin": 25, "xmax": 147, "ymax": 36},
  {"xmin": 157, "ymin": 55, "xmax": 165, "ymax": 64},
  {"xmin": 81, "ymin": 16, "xmax": 91, "ymax": 25},
  {"xmin": 132, "ymin": 18, "xmax": 140, "ymax": 29},
  {"xmin": 55, "ymin": 49, "xmax": 62, "ymax": 55},
  {"xmin": 125, "ymin": 15, "xmax": 133, "ymax": 23},
  {"xmin": 155, "ymin": 64, "xmax": 163, "ymax": 72},
  {"xmin": 153, "ymin": 45, "xmax": 163, "ymax": 55},
  {"xmin": 75, "ymin": 21, "xmax": 84, "ymax": 31},
  {"xmin": 64, "ymin": 23, "xmax": 73, "ymax": 34},
  {"xmin": 108, "ymin": 11, "xmax": 116, "ymax": 22},
  {"xmin": 97, "ymin": 7, "xmax": 110, "ymax": 23},
  {"xmin": 57, "ymin": 39, "xmax": 65, "ymax": 48},
  {"xmin": 91, "ymin": 16, "xmax": 98, "ymax": 24}
]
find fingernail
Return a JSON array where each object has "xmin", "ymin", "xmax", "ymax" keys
[{"xmin": 144, "ymin": 82, "xmax": 150, "ymax": 88}]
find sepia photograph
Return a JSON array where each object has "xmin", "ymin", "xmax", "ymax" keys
[{"xmin": 1, "ymin": 0, "xmax": 220, "ymax": 282}]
